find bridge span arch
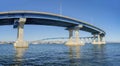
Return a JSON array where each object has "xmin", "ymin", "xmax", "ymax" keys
[{"xmin": 0, "ymin": 11, "xmax": 106, "ymax": 47}]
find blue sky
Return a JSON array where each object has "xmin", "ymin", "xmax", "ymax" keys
[{"xmin": 0, "ymin": 0, "xmax": 120, "ymax": 42}]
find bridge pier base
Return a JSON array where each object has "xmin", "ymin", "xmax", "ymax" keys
[
  {"xmin": 92, "ymin": 34, "xmax": 106, "ymax": 44},
  {"xmin": 14, "ymin": 18, "xmax": 28, "ymax": 48}
]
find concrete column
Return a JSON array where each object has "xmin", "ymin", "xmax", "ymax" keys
[
  {"xmin": 98, "ymin": 34, "xmax": 101, "ymax": 42},
  {"xmin": 66, "ymin": 29, "xmax": 74, "ymax": 45},
  {"xmin": 92, "ymin": 34, "xmax": 106, "ymax": 44},
  {"xmin": 100, "ymin": 36, "xmax": 106, "ymax": 44},
  {"xmin": 74, "ymin": 28, "xmax": 84, "ymax": 45},
  {"xmin": 93, "ymin": 34, "xmax": 96, "ymax": 43},
  {"xmin": 14, "ymin": 18, "xmax": 28, "ymax": 48},
  {"xmin": 66, "ymin": 25, "xmax": 84, "ymax": 46}
]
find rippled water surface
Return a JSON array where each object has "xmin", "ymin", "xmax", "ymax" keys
[{"xmin": 0, "ymin": 43, "xmax": 120, "ymax": 66}]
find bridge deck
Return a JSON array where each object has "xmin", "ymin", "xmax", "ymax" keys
[{"xmin": 0, "ymin": 11, "xmax": 105, "ymax": 36}]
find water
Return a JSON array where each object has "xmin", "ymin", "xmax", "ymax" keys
[{"xmin": 0, "ymin": 43, "xmax": 120, "ymax": 66}]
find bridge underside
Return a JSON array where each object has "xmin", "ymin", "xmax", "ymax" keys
[{"xmin": 0, "ymin": 18, "xmax": 101, "ymax": 34}]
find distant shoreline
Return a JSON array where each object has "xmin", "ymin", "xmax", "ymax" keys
[{"xmin": 0, "ymin": 42, "xmax": 120, "ymax": 45}]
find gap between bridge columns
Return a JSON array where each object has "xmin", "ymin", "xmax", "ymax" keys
[{"xmin": 14, "ymin": 18, "xmax": 28, "ymax": 48}]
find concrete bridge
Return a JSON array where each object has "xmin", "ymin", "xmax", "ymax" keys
[
  {"xmin": 41, "ymin": 37, "xmax": 97, "ymax": 40},
  {"xmin": 0, "ymin": 11, "xmax": 106, "ymax": 47},
  {"xmin": 41, "ymin": 37, "xmax": 100, "ymax": 43}
]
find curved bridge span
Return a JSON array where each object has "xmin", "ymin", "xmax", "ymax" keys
[
  {"xmin": 0, "ymin": 11, "xmax": 106, "ymax": 47},
  {"xmin": 40, "ymin": 37, "xmax": 98, "ymax": 44}
]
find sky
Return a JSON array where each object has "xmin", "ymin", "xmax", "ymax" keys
[{"xmin": 0, "ymin": 0, "xmax": 120, "ymax": 42}]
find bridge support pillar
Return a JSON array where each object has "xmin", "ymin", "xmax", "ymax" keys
[
  {"xmin": 92, "ymin": 34, "xmax": 106, "ymax": 44},
  {"xmin": 74, "ymin": 28, "xmax": 84, "ymax": 45},
  {"xmin": 65, "ymin": 29, "xmax": 74, "ymax": 45},
  {"xmin": 92, "ymin": 34, "xmax": 96, "ymax": 43},
  {"xmin": 66, "ymin": 25, "xmax": 84, "ymax": 46},
  {"xmin": 14, "ymin": 18, "xmax": 28, "ymax": 48}
]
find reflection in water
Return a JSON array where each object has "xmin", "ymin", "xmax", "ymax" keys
[
  {"xmin": 0, "ymin": 44, "xmax": 119, "ymax": 66},
  {"xmin": 14, "ymin": 47, "xmax": 28, "ymax": 66},
  {"xmin": 67, "ymin": 44, "xmax": 106, "ymax": 66},
  {"xmin": 93, "ymin": 45, "xmax": 105, "ymax": 60},
  {"xmin": 92, "ymin": 44, "xmax": 107, "ymax": 65},
  {"xmin": 76, "ymin": 46, "xmax": 80, "ymax": 59},
  {"xmin": 93, "ymin": 44, "xmax": 105, "ymax": 55},
  {"xmin": 67, "ymin": 45, "xmax": 81, "ymax": 66},
  {"xmin": 68, "ymin": 46, "xmax": 80, "ymax": 59}
]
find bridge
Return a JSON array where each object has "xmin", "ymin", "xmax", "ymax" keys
[
  {"xmin": 41, "ymin": 37, "xmax": 97, "ymax": 40},
  {"xmin": 39, "ymin": 36, "xmax": 99, "ymax": 44},
  {"xmin": 0, "ymin": 11, "xmax": 106, "ymax": 47}
]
